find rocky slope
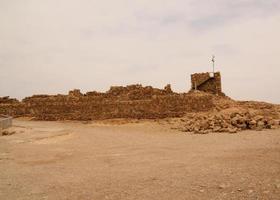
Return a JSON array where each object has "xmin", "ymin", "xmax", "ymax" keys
[{"xmin": 171, "ymin": 92, "xmax": 280, "ymax": 134}]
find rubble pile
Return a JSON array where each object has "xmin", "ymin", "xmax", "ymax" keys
[
  {"xmin": 0, "ymin": 129, "xmax": 16, "ymax": 136},
  {"xmin": 175, "ymin": 107, "xmax": 280, "ymax": 134}
]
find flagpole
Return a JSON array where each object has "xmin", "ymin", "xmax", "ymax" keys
[{"xmin": 212, "ymin": 55, "xmax": 215, "ymax": 73}]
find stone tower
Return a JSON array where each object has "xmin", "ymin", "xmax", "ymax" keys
[{"xmin": 191, "ymin": 72, "xmax": 222, "ymax": 95}]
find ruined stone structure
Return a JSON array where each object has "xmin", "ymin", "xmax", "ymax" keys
[
  {"xmin": 0, "ymin": 96, "xmax": 19, "ymax": 104},
  {"xmin": 0, "ymin": 71, "xmax": 227, "ymax": 121},
  {"xmin": 191, "ymin": 72, "xmax": 222, "ymax": 95},
  {"xmin": 0, "ymin": 115, "xmax": 12, "ymax": 130},
  {"xmin": 0, "ymin": 85, "xmax": 215, "ymax": 121}
]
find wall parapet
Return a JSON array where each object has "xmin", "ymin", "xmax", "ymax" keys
[{"xmin": 0, "ymin": 84, "xmax": 215, "ymax": 120}]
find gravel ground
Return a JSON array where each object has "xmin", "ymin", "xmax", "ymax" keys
[{"xmin": 0, "ymin": 119, "xmax": 280, "ymax": 200}]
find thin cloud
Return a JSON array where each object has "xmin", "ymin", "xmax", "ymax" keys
[
  {"xmin": 188, "ymin": 0, "xmax": 280, "ymax": 31},
  {"xmin": 0, "ymin": 0, "xmax": 279, "ymax": 103}
]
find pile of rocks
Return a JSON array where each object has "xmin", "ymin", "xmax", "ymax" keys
[
  {"xmin": 177, "ymin": 109, "xmax": 280, "ymax": 134},
  {"xmin": 0, "ymin": 129, "xmax": 16, "ymax": 136}
]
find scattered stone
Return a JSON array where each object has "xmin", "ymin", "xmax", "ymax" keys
[
  {"xmin": 257, "ymin": 121, "xmax": 265, "ymax": 130},
  {"xmin": 213, "ymin": 127, "xmax": 221, "ymax": 132},
  {"xmin": 228, "ymin": 128, "xmax": 237, "ymax": 134},
  {"xmin": 249, "ymin": 119, "xmax": 257, "ymax": 125},
  {"xmin": 1, "ymin": 130, "xmax": 16, "ymax": 136},
  {"xmin": 254, "ymin": 115, "xmax": 264, "ymax": 121},
  {"xmin": 218, "ymin": 184, "xmax": 227, "ymax": 189},
  {"xmin": 268, "ymin": 119, "xmax": 279, "ymax": 129}
]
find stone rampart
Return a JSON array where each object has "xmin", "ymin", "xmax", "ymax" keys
[{"xmin": 0, "ymin": 85, "xmax": 215, "ymax": 120}]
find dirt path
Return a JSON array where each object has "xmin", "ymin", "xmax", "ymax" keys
[{"xmin": 0, "ymin": 119, "xmax": 280, "ymax": 200}]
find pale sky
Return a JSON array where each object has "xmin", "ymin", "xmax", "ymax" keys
[{"xmin": 0, "ymin": 0, "xmax": 280, "ymax": 103}]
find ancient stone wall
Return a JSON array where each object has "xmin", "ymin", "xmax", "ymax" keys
[
  {"xmin": 191, "ymin": 72, "xmax": 222, "ymax": 95},
  {"xmin": 0, "ymin": 85, "xmax": 215, "ymax": 121},
  {"xmin": 0, "ymin": 115, "xmax": 12, "ymax": 130},
  {"xmin": 0, "ymin": 96, "xmax": 19, "ymax": 104}
]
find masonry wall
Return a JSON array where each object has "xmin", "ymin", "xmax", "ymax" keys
[
  {"xmin": 0, "ymin": 115, "xmax": 12, "ymax": 129},
  {"xmin": 191, "ymin": 72, "xmax": 222, "ymax": 95},
  {"xmin": 0, "ymin": 85, "xmax": 215, "ymax": 120}
]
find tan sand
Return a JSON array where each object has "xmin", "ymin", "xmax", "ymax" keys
[{"xmin": 0, "ymin": 119, "xmax": 280, "ymax": 200}]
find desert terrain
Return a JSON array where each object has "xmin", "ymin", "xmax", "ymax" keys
[{"xmin": 1, "ymin": 118, "xmax": 280, "ymax": 200}]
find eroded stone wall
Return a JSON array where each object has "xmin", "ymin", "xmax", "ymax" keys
[
  {"xmin": 0, "ymin": 96, "xmax": 19, "ymax": 104},
  {"xmin": 0, "ymin": 85, "xmax": 215, "ymax": 120},
  {"xmin": 191, "ymin": 72, "xmax": 222, "ymax": 95}
]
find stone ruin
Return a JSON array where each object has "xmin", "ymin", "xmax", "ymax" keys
[
  {"xmin": 1, "ymin": 72, "xmax": 279, "ymax": 134},
  {"xmin": 0, "ymin": 72, "xmax": 237, "ymax": 122},
  {"xmin": 191, "ymin": 72, "xmax": 223, "ymax": 95},
  {"xmin": 0, "ymin": 96, "xmax": 19, "ymax": 104},
  {"xmin": 0, "ymin": 84, "xmax": 215, "ymax": 121}
]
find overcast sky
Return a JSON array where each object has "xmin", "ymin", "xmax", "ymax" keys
[{"xmin": 0, "ymin": 0, "xmax": 280, "ymax": 103}]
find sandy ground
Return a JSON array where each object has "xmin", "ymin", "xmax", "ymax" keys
[{"xmin": 0, "ymin": 119, "xmax": 280, "ymax": 200}]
